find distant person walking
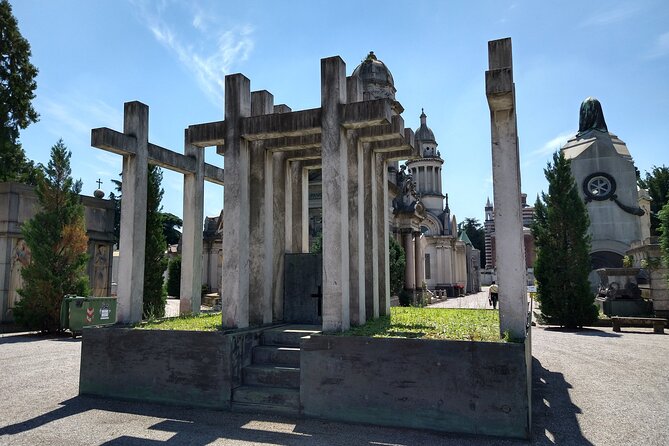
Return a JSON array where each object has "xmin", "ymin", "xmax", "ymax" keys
[{"xmin": 488, "ymin": 281, "xmax": 499, "ymax": 309}]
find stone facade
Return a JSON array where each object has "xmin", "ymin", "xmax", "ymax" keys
[{"xmin": 0, "ymin": 182, "xmax": 115, "ymax": 322}]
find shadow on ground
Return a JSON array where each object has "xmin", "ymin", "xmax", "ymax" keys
[
  {"xmin": 531, "ymin": 357, "xmax": 593, "ymax": 445},
  {"xmin": 543, "ymin": 327, "xmax": 621, "ymax": 338},
  {"xmin": 1, "ymin": 356, "xmax": 594, "ymax": 445}
]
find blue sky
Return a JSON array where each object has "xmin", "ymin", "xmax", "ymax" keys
[{"xmin": 11, "ymin": 0, "xmax": 669, "ymax": 225}]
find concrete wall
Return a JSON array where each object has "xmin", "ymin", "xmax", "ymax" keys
[
  {"xmin": 0, "ymin": 182, "xmax": 115, "ymax": 322},
  {"xmin": 79, "ymin": 326, "xmax": 263, "ymax": 409},
  {"xmin": 300, "ymin": 334, "xmax": 531, "ymax": 439}
]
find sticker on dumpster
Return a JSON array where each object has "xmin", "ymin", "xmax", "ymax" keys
[
  {"xmin": 86, "ymin": 307, "xmax": 94, "ymax": 323},
  {"xmin": 100, "ymin": 304, "xmax": 110, "ymax": 320}
]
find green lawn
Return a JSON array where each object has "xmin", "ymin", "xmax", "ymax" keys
[
  {"xmin": 136, "ymin": 312, "xmax": 222, "ymax": 331},
  {"xmin": 339, "ymin": 307, "xmax": 503, "ymax": 342}
]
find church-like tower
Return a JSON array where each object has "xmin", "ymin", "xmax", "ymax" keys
[{"xmin": 405, "ymin": 110, "xmax": 445, "ymax": 222}]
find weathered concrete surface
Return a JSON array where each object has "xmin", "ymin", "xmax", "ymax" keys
[
  {"xmin": 486, "ymin": 38, "xmax": 527, "ymax": 340},
  {"xmin": 300, "ymin": 334, "xmax": 531, "ymax": 439},
  {"xmin": 79, "ymin": 327, "xmax": 232, "ymax": 409}
]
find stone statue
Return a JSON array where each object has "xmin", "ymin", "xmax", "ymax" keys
[
  {"xmin": 393, "ymin": 165, "xmax": 419, "ymax": 213},
  {"xmin": 578, "ymin": 97, "xmax": 608, "ymax": 136}
]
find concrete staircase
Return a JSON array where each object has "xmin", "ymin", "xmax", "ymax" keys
[{"xmin": 231, "ymin": 325, "xmax": 321, "ymax": 415}]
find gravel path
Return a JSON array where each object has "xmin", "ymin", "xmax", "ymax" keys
[{"xmin": 1, "ymin": 315, "xmax": 667, "ymax": 445}]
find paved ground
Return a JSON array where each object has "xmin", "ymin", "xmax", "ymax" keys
[{"xmin": 1, "ymin": 293, "xmax": 668, "ymax": 445}]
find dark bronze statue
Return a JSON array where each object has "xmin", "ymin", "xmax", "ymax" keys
[{"xmin": 577, "ymin": 97, "xmax": 608, "ymax": 136}]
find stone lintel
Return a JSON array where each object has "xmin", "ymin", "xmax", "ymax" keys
[
  {"xmin": 341, "ymin": 99, "xmax": 392, "ymax": 130},
  {"xmin": 264, "ymin": 134, "xmax": 321, "ymax": 152},
  {"xmin": 91, "ymin": 128, "xmax": 136, "ymax": 156},
  {"xmin": 147, "ymin": 143, "xmax": 196, "ymax": 174},
  {"xmin": 358, "ymin": 114, "xmax": 405, "ymax": 143},
  {"xmin": 242, "ymin": 108, "xmax": 322, "ymax": 141},
  {"xmin": 204, "ymin": 164, "xmax": 225, "ymax": 185},
  {"xmin": 283, "ymin": 147, "xmax": 322, "ymax": 161},
  {"xmin": 188, "ymin": 120, "xmax": 226, "ymax": 148},
  {"xmin": 274, "ymin": 104, "xmax": 292, "ymax": 114}
]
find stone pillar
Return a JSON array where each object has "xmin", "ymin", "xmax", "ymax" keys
[
  {"xmin": 180, "ymin": 129, "xmax": 204, "ymax": 315},
  {"xmin": 415, "ymin": 232, "xmax": 425, "ymax": 290},
  {"xmin": 288, "ymin": 161, "xmax": 305, "ymax": 253},
  {"xmin": 249, "ymin": 90, "xmax": 274, "ymax": 325},
  {"xmin": 321, "ymin": 56, "xmax": 350, "ymax": 332},
  {"xmin": 117, "ymin": 101, "xmax": 149, "ymax": 323},
  {"xmin": 301, "ymin": 165, "xmax": 310, "ymax": 253},
  {"xmin": 486, "ymin": 38, "xmax": 527, "ymax": 340},
  {"xmin": 403, "ymin": 231, "xmax": 415, "ymax": 290},
  {"xmin": 272, "ymin": 152, "xmax": 287, "ymax": 321},
  {"xmin": 376, "ymin": 153, "xmax": 390, "ymax": 316},
  {"xmin": 347, "ymin": 75, "xmax": 365, "ymax": 325},
  {"xmin": 221, "ymin": 74, "xmax": 252, "ymax": 329},
  {"xmin": 363, "ymin": 143, "xmax": 379, "ymax": 319}
]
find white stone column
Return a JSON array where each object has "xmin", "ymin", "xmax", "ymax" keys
[
  {"xmin": 249, "ymin": 90, "xmax": 274, "ymax": 325},
  {"xmin": 403, "ymin": 232, "xmax": 415, "ymax": 290},
  {"xmin": 117, "ymin": 101, "xmax": 149, "ymax": 323},
  {"xmin": 486, "ymin": 38, "xmax": 527, "ymax": 340},
  {"xmin": 415, "ymin": 232, "xmax": 425, "ymax": 290},
  {"xmin": 180, "ymin": 129, "xmax": 204, "ymax": 315},
  {"xmin": 221, "ymin": 74, "xmax": 252, "ymax": 329},
  {"xmin": 363, "ymin": 143, "xmax": 379, "ymax": 320},
  {"xmin": 321, "ymin": 56, "xmax": 350, "ymax": 332},
  {"xmin": 272, "ymin": 152, "xmax": 287, "ymax": 321}
]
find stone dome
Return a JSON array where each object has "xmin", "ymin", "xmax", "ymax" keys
[
  {"xmin": 415, "ymin": 109, "xmax": 435, "ymax": 142},
  {"xmin": 352, "ymin": 51, "xmax": 396, "ymax": 100}
]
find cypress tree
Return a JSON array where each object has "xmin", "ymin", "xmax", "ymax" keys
[
  {"xmin": 659, "ymin": 202, "xmax": 669, "ymax": 272},
  {"xmin": 532, "ymin": 151, "xmax": 598, "ymax": 328},
  {"xmin": 14, "ymin": 140, "xmax": 89, "ymax": 331},
  {"xmin": 142, "ymin": 165, "xmax": 168, "ymax": 318},
  {"xmin": 0, "ymin": 0, "xmax": 39, "ymax": 184},
  {"xmin": 389, "ymin": 236, "xmax": 406, "ymax": 296},
  {"xmin": 167, "ymin": 256, "xmax": 181, "ymax": 298}
]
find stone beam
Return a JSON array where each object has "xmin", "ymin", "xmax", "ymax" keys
[
  {"xmin": 242, "ymin": 108, "xmax": 322, "ymax": 141},
  {"xmin": 264, "ymin": 134, "xmax": 321, "ymax": 152},
  {"xmin": 283, "ymin": 147, "xmax": 322, "ymax": 161},
  {"xmin": 93, "ymin": 127, "xmax": 225, "ymax": 185},
  {"xmin": 358, "ymin": 114, "xmax": 405, "ymax": 143},
  {"xmin": 187, "ymin": 120, "xmax": 226, "ymax": 148},
  {"xmin": 341, "ymin": 99, "xmax": 392, "ymax": 129},
  {"xmin": 486, "ymin": 37, "xmax": 527, "ymax": 341}
]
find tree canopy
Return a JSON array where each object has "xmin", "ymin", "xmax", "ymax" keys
[
  {"xmin": 638, "ymin": 165, "xmax": 669, "ymax": 236},
  {"xmin": 0, "ymin": 0, "xmax": 39, "ymax": 183},
  {"xmin": 459, "ymin": 217, "xmax": 485, "ymax": 267},
  {"xmin": 532, "ymin": 151, "xmax": 598, "ymax": 328}
]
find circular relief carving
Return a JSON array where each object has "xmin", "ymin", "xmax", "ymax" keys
[{"xmin": 583, "ymin": 172, "xmax": 616, "ymax": 201}]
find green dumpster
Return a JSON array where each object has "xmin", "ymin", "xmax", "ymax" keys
[{"xmin": 60, "ymin": 295, "xmax": 117, "ymax": 337}]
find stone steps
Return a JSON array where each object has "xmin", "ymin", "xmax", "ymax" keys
[{"xmin": 231, "ymin": 324, "xmax": 320, "ymax": 416}]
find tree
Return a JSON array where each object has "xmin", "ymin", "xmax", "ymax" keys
[
  {"xmin": 161, "ymin": 212, "xmax": 183, "ymax": 246},
  {"xmin": 532, "ymin": 151, "xmax": 598, "ymax": 328},
  {"xmin": 13, "ymin": 140, "xmax": 89, "ymax": 331},
  {"xmin": 143, "ymin": 165, "xmax": 169, "ymax": 318},
  {"xmin": 659, "ymin": 202, "xmax": 669, "ymax": 270},
  {"xmin": 638, "ymin": 165, "xmax": 669, "ymax": 236},
  {"xmin": 389, "ymin": 236, "xmax": 405, "ymax": 296},
  {"xmin": 459, "ymin": 217, "xmax": 485, "ymax": 266},
  {"xmin": 166, "ymin": 256, "xmax": 181, "ymax": 298},
  {"xmin": 0, "ymin": 0, "xmax": 39, "ymax": 184}
]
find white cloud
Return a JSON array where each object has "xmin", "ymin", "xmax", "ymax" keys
[
  {"xmin": 530, "ymin": 131, "xmax": 573, "ymax": 157},
  {"xmin": 131, "ymin": 0, "xmax": 254, "ymax": 108},
  {"xmin": 579, "ymin": 5, "xmax": 639, "ymax": 27},
  {"xmin": 646, "ymin": 32, "xmax": 669, "ymax": 59}
]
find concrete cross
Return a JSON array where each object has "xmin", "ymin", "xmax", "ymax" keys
[{"xmin": 91, "ymin": 101, "xmax": 225, "ymax": 323}]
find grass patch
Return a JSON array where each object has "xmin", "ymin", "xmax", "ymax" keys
[
  {"xmin": 339, "ymin": 307, "xmax": 503, "ymax": 342},
  {"xmin": 136, "ymin": 312, "xmax": 222, "ymax": 331}
]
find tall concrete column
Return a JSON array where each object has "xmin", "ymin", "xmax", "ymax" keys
[
  {"xmin": 180, "ymin": 129, "xmax": 204, "ymax": 315},
  {"xmin": 288, "ymin": 161, "xmax": 305, "ymax": 253},
  {"xmin": 415, "ymin": 232, "xmax": 425, "ymax": 290},
  {"xmin": 249, "ymin": 90, "xmax": 274, "ymax": 325},
  {"xmin": 321, "ymin": 56, "xmax": 350, "ymax": 332},
  {"xmin": 376, "ymin": 153, "xmax": 390, "ymax": 316},
  {"xmin": 363, "ymin": 144, "xmax": 379, "ymax": 320},
  {"xmin": 347, "ymin": 75, "xmax": 365, "ymax": 325},
  {"xmin": 221, "ymin": 74, "xmax": 252, "ymax": 329},
  {"xmin": 117, "ymin": 101, "xmax": 149, "ymax": 323},
  {"xmin": 272, "ymin": 152, "xmax": 287, "ymax": 321},
  {"xmin": 403, "ymin": 232, "xmax": 415, "ymax": 290},
  {"xmin": 301, "ymin": 165, "xmax": 309, "ymax": 253},
  {"xmin": 486, "ymin": 38, "xmax": 527, "ymax": 340}
]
